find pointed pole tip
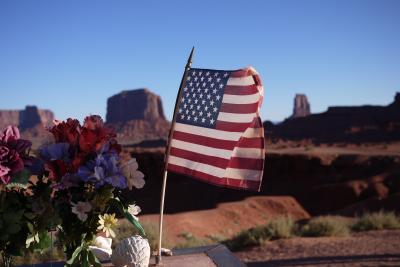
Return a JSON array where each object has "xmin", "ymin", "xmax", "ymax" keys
[{"xmin": 186, "ymin": 47, "xmax": 195, "ymax": 68}]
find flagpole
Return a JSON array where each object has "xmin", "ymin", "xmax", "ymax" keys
[{"xmin": 156, "ymin": 47, "xmax": 195, "ymax": 265}]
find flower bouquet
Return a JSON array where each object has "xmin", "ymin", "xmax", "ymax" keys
[{"xmin": 37, "ymin": 115, "xmax": 146, "ymax": 266}]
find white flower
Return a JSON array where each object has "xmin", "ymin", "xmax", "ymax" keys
[
  {"xmin": 127, "ymin": 204, "xmax": 141, "ymax": 221},
  {"xmin": 97, "ymin": 213, "xmax": 118, "ymax": 238},
  {"xmin": 71, "ymin": 201, "xmax": 92, "ymax": 222},
  {"xmin": 121, "ymin": 158, "xmax": 145, "ymax": 190}
]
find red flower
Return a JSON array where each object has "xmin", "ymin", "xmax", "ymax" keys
[
  {"xmin": 79, "ymin": 115, "xmax": 118, "ymax": 153},
  {"xmin": 45, "ymin": 160, "xmax": 68, "ymax": 181},
  {"xmin": 49, "ymin": 119, "xmax": 81, "ymax": 145},
  {"xmin": 83, "ymin": 115, "xmax": 104, "ymax": 130}
]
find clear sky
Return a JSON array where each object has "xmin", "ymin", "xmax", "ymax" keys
[{"xmin": 1, "ymin": 0, "xmax": 399, "ymax": 122}]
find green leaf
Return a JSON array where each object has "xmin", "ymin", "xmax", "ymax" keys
[
  {"xmin": 88, "ymin": 250, "xmax": 102, "ymax": 267},
  {"xmin": 111, "ymin": 197, "xmax": 146, "ymax": 236},
  {"xmin": 6, "ymin": 168, "xmax": 30, "ymax": 189},
  {"xmin": 124, "ymin": 210, "xmax": 146, "ymax": 236},
  {"xmin": 66, "ymin": 245, "xmax": 83, "ymax": 265}
]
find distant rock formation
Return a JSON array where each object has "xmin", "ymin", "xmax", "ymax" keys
[
  {"xmin": 291, "ymin": 94, "xmax": 310, "ymax": 119},
  {"xmin": 106, "ymin": 89, "xmax": 166, "ymax": 123},
  {"xmin": 266, "ymin": 92, "xmax": 400, "ymax": 143},
  {"xmin": 0, "ymin": 106, "xmax": 54, "ymax": 130},
  {"xmin": 106, "ymin": 89, "xmax": 170, "ymax": 144}
]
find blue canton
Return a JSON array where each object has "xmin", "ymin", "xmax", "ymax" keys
[{"xmin": 176, "ymin": 68, "xmax": 232, "ymax": 129}]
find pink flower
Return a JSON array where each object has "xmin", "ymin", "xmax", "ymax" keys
[{"xmin": 0, "ymin": 126, "xmax": 31, "ymax": 184}]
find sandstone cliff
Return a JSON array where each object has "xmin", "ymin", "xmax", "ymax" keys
[
  {"xmin": 106, "ymin": 89, "xmax": 170, "ymax": 144},
  {"xmin": 0, "ymin": 105, "xmax": 54, "ymax": 130},
  {"xmin": 291, "ymin": 94, "xmax": 310, "ymax": 118},
  {"xmin": 266, "ymin": 92, "xmax": 400, "ymax": 143}
]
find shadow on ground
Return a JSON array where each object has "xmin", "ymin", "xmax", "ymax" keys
[{"xmin": 247, "ymin": 254, "xmax": 400, "ymax": 267}]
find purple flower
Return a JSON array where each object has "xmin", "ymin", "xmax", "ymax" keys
[
  {"xmin": 39, "ymin": 143, "xmax": 70, "ymax": 161},
  {"xmin": 77, "ymin": 152, "xmax": 127, "ymax": 189},
  {"xmin": 0, "ymin": 126, "xmax": 32, "ymax": 184}
]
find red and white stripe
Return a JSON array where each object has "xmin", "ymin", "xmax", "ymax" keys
[{"xmin": 167, "ymin": 67, "xmax": 265, "ymax": 191}]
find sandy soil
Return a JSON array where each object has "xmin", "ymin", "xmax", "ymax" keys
[{"xmin": 235, "ymin": 230, "xmax": 400, "ymax": 267}]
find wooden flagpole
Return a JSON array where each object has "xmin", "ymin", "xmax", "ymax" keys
[{"xmin": 156, "ymin": 47, "xmax": 195, "ymax": 265}]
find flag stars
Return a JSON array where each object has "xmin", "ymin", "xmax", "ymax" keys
[{"xmin": 179, "ymin": 69, "xmax": 231, "ymax": 127}]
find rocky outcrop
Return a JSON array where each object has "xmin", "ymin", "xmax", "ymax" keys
[
  {"xmin": 0, "ymin": 106, "xmax": 54, "ymax": 130},
  {"xmin": 267, "ymin": 92, "xmax": 400, "ymax": 143},
  {"xmin": 106, "ymin": 89, "xmax": 166, "ymax": 123},
  {"xmin": 106, "ymin": 89, "xmax": 170, "ymax": 144},
  {"xmin": 291, "ymin": 94, "xmax": 310, "ymax": 118}
]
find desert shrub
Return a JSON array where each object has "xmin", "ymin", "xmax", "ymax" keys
[
  {"xmin": 174, "ymin": 232, "xmax": 211, "ymax": 249},
  {"xmin": 266, "ymin": 216, "xmax": 294, "ymax": 239},
  {"xmin": 352, "ymin": 211, "xmax": 400, "ymax": 231},
  {"xmin": 299, "ymin": 216, "xmax": 350, "ymax": 237},
  {"xmin": 223, "ymin": 225, "xmax": 270, "ymax": 251}
]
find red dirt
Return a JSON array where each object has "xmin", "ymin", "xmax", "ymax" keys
[{"xmin": 140, "ymin": 196, "xmax": 310, "ymax": 244}]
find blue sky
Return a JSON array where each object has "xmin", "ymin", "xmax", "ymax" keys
[{"xmin": 0, "ymin": 0, "xmax": 399, "ymax": 122}]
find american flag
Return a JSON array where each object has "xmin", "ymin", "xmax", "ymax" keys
[{"xmin": 167, "ymin": 67, "xmax": 265, "ymax": 191}]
